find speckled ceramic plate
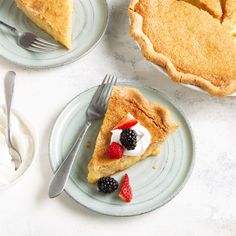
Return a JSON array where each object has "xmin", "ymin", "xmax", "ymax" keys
[
  {"xmin": 49, "ymin": 82, "xmax": 195, "ymax": 216},
  {"xmin": 0, "ymin": 0, "xmax": 108, "ymax": 69}
]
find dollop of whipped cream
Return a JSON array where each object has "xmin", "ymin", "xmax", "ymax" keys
[
  {"xmin": 0, "ymin": 108, "xmax": 35, "ymax": 189},
  {"xmin": 111, "ymin": 123, "xmax": 151, "ymax": 156}
]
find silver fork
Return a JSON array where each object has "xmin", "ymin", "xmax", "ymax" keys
[
  {"xmin": 0, "ymin": 20, "xmax": 60, "ymax": 53},
  {"xmin": 48, "ymin": 74, "xmax": 117, "ymax": 198}
]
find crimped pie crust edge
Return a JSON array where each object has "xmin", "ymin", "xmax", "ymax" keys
[{"xmin": 128, "ymin": 0, "xmax": 236, "ymax": 97}]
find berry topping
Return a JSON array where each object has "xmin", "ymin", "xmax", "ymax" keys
[
  {"xmin": 120, "ymin": 128, "xmax": 137, "ymax": 150},
  {"xmin": 107, "ymin": 142, "xmax": 124, "ymax": 159},
  {"xmin": 113, "ymin": 113, "xmax": 138, "ymax": 130},
  {"xmin": 97, "ymin": 177, "xmax": 119, "ymax": 194},
  {"xmin": 119, "ymin": 174, "xmax": 132, "ymax": 202}
]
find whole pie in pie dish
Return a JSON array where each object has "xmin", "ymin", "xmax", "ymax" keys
[
  {"xmin": 87, "ymin": 86, "xmax": 178, "ymax": 184},
  {"xmin": 128, "ymin": 0, "xmax": 236, "ymax": 96},
  {"xmin": 15, "ymin": 0, "xmax": 73, "ymax": 48}
]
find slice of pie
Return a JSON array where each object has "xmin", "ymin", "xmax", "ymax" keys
[
  {"xmin": 15, "ymin": 0, "xmax": 73, "ymax": 48},
  {"xmin": 87, "ymin": 86, "xmax": 178, "ymax": 184},
  {"xmin": 129, "ymin": 0, "xmax": 236, "ymax": 96}
]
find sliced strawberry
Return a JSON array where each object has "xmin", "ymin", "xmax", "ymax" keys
[
  {"xmin": 119, "ymin": 174, "xmax": 132, "ymax": 202},
  {"xmin": 107, "ymin": 142, "xmax": 124, "ymax": 159},
  {"xmin": 113, "ymin": 113, "xmax": 138, "ymax": 130}
]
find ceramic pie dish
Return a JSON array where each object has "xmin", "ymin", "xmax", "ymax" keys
[{"xmin": 153, "ymin": 64, "xmax": 236, "ymax": 97}]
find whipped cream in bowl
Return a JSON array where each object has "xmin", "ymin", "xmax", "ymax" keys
[
  {"xmin": 0, "ymin": 107, "xmax": 37, "ymax": 190},
  {"xmin": 111, "ymin": 123, "xmax": 151, "ymax": 156}
]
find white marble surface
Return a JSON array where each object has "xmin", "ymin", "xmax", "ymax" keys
[{"xmin": 0, "ymin": 1, "xmax": 236, "ymax": 235}]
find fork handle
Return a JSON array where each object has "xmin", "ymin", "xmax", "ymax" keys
[
  {"xmin": 49, "ymin": 121, "xmax": 91, "ymax": 198},
  {"xmin": 0, "ymin": 20, "xmax": 17, "ymax": 33}
]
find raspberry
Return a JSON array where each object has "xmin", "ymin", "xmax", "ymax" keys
[{"xmin": 107, "ymin": 142, "xmax": 124, "ymax": 159}]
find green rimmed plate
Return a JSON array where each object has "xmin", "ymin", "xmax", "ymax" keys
[
  {"xmin": 0, "ymin": 0, "xmax": 108, "ymax": 69},
  {"xmin": 49, "ymin": 82, "xmax": 195, "ymax": 216}
]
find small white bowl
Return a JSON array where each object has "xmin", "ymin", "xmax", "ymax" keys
[{"xmin": 0, "ymin": 107, "xmax": 38, "ymax": 191}]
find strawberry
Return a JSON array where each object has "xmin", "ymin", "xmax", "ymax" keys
[
  {"xmin": 119, "ymin": 174, "xmax": 132, "ymax": 202},
  {"xmin": 107, "ymin": 142, "xmax": 124, "ymax": 159},
  {"xmin": 113, "ymin": 113, "xmax": 138, "ymax": 130}
]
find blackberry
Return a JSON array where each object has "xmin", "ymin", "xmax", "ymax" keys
[
  {"xmin": 120, "ymin": 128, "xmax": 137, "ymax": 150},
  {"xmin": 97, "ymin": 177, "xmax": 119, "ymax": 193}
]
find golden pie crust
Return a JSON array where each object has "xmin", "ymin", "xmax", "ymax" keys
[
  {"xmin": 87, "ymin": 86, "xmax": 178, "ymax": 184},
  {"xmin": 129, "ymin": 0, "xmax": 236, "ymax": 96}
]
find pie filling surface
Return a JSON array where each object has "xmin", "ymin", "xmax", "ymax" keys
[{"xmin": 129, "ymin": 0, "xmax": 236, "ymax": 96}]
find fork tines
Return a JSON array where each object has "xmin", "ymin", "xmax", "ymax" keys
[
  {"xmin": 29, "ymin": 37, "xmax": 61, "ymax": 52},
  {"xmin": 90, "ymin": 74, "xmax": 117, "ymax": 107},
  {"xmin": 97, "ymin": 74, "xmax": 117, "ymax": 106}
]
